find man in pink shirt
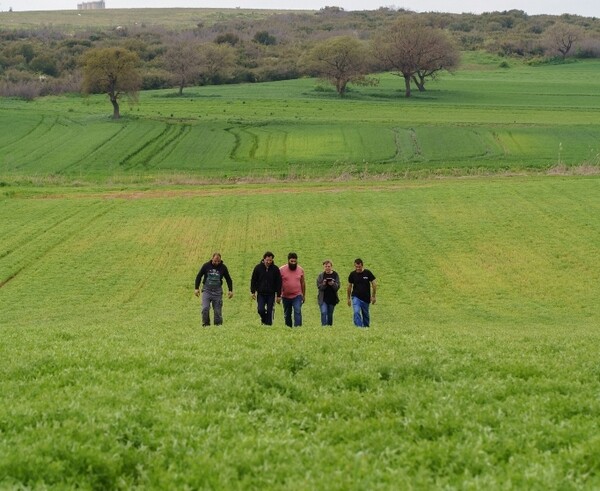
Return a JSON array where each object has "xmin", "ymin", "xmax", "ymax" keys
[{"xmin": 279, "ymin": 252, "xmax": 306, "ymax": 327}]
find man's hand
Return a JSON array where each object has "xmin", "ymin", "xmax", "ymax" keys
[
  {"xmin": 371, "ymin": 296, "xmax": 377, "ymax": 305},
  {"xmin": 194, "ymin": 289, "xmax": 200, "ymax": 297},
  {"xmin": 228, "ymin": 291, "xmax": 234, "ymax": 299},
  {"xmin": 276, "ymin": 296, "xmax": 281, "ymax": 304},
  {"xmin": 251, "ymin": 292, "xmax": 256, "ymax": 301}
]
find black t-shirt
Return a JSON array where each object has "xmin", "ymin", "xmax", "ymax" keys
[{"xmin": 348, "ymin": 269, "xmax": 376, "ymax": 303}]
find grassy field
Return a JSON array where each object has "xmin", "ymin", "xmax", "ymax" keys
[
  {"xmin": 0, "ymin": 8, "xmax": 285, "ymax": 31},
  {"xmin": 2, "ymin": 37, "xmax": 600, "ymax": 488},
  {"xmin": 2, "ymin": 56, "xmax": 600, "ymax": 182},
  {"xmin": 1, "ymin": 176, "xmax": 599, "ymax": 488}
]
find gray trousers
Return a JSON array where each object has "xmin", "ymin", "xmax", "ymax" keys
[{"xmin": 201, "ymin": 288, "xmax": 223, "ymax": 325}]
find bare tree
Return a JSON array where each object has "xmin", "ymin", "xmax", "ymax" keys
[
  {"xmin": 543, "ymin": 22, "xmax": 585, "ymax": 59},
  {"xmin": 374, "ymin": 18, "xmax": 459, "ymax": 97},
  {"xmin": 162, "ymin": 40, "xmax": 202, "ymax": 95},
  {"xmin": 412, "ymin": 30, "xmax": 460, "ymax": 92},
  {"xmin": 302, "ymin": 36, "xmax": 371, "ymax": 97},
  {"xmin": 81, "ymin": 47, "xmax": 141, "ymax": 119}
]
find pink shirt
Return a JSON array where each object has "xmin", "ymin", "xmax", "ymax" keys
[{"xmin": 279, "ymin": 264, "xmax": 305, "ymax": 298}]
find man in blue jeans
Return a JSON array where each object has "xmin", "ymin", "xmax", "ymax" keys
[
  {"xmin": 347, "ymin": 258, "xmax": 377, "ymax": 328},
  {"xmin": 279, "ymin": 252, "xmax": 306, "ymax": 327}
]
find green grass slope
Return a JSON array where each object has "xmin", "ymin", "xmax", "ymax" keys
[{"xmin": 1, "ymin": 177, "xmax": 599, "ymax": 488}]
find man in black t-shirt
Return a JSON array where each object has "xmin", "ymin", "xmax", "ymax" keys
[{"xmin": 347, "ymin": 258, "xmax": 377, "ymax": 328}]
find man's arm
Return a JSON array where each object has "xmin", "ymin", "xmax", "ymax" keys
[
  {"xmin": 370, "ymin": 279, "xmax": 377, "ymax": 304},
  {"xmin": 194, "ymin": 265, "xmax": 205, "ymax": 296},
  {"xmin": 347, "ymin": 283, "xmax": 353, "ymax": 306},
  {"xmin": 300, "ymin": 273, "xmax": 306, "ymax": 302}
]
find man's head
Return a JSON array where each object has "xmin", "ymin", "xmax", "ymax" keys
[
  {"xmin": 323, "ymin": 260, "xmax": 333, "ymax": 273},
  {"xmin": 211, "ymin": 253, "xmax": 222, "ymax": 266},
  {"xmin": 354, "ymin": 258, "xmax": 364, "ymax": 272},
  {"xmin": 288, "ymin": 252, "xmax": 298, "ymax": 270},
  {"xmin": 263, "ymin": 251, "xmax": 274, "ymax": 267}
]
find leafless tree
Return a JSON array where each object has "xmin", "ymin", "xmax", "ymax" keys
[
  {"xmin": 543, "ymin": 22, "xmax": 585, "ymax": 58},
  {"xmin": 162, "ymin": 39, "xmax": 202, "ymax": 95},
  {"xmin": 374, "ymin": 18, "xmax": 460, "ymax": 97}
]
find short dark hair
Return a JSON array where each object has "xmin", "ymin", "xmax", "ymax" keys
[
  {"xmin": 288, "ymin": 252, "xmax": 298, "ymax": 260},
  {"xmin": 263, "ymin": 251, "xmax": 274, "ymax": 259},
  {"xmin": 354, "ymin": 258, "xmax": 363, "ymax": 265}
]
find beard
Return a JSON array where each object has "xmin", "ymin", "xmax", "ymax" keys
[{"xmin": 288, "ymin": 263, "xmax": 297, "ymax": 270}]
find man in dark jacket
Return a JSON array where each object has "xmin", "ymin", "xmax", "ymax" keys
[
  {"xmin": 250, "ymin": 251, "xmax": 282, "ymax": 326},
  {"xmin": 194, "ymin": 252, "xmax": 233, "ymax": 326}
]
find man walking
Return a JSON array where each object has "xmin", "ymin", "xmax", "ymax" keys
[
  {"xmin": 250, "ymin": 251, "xmax": 282, "ymax": 326},
  {"xmin": 347, "ymin": 258, "xmax": 377, "ymax": 328},
  {"xmin": 279, "ymin": 252, "xmax": 306, "ymax": 327},
  {"xmin": 194, "ymin": 252, "xmax": 234, "ymax": 326}
]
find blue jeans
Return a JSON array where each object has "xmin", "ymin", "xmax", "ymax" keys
[
  {"xmin": 352, "ymin": 296, "xmax": 370, "ymax": 327},
  {"xmin": 257, "ymin": 293, "xmax": 275, "ymax": 325},
  {"xmin": 320, "ymin": 302, "xmax": 335, "ymax": 326},
  {"xmin": 282, "ymin": 295, "xmax": 303, "ymax": 327}
]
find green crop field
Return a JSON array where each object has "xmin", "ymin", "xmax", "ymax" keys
[
  {"xmin": 1, "ymin": 176, "xmax": 600, "ymax": 489},
  {"xmin": 2, "ymin": 56, "xmax": 600, "ymax": 182},
  {"xmin": 2, "ymin": 45, "xmax": 600, "ymax": 489}
]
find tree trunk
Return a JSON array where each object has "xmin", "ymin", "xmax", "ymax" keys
[
  {"xmin": 403, "ymin": 74, "xmax": 412, "ymax": 98},
  {"xmin": 412, "ymin": 75, "xmax": 426, "ymax": 92},
  {"xmin": 110, "ymin": 93, "xmax": 120, "ymax": 119}
]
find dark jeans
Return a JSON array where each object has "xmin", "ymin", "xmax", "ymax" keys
[
  {"xmin": 319, "ymin": 302, "xmax": 336, "ymax": 326},
  {"xmin": 282, "ymin": 295, "xmax": 303, "ymax": 327},
  {"xmin": 257, "ymin": 293, "xmax": 276, "ymax": 325},
  {"xmin": 201, "ymin": 288, "xmax": 223, "ymax": 326}
]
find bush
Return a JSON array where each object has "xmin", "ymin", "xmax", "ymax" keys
[
  {"xmin": 141, "ymin": 68, "xmax": 172, "ymax": 90},
  {"xmin": 0, "ymin": 80, "xmax": 41, "ymax": 100}
]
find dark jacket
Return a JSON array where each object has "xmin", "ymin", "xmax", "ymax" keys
[
  {"xmin": 316, "ymin": 271, "xmax": 340, "ymax": 305},
  {"xmin": 250, "ymin": 260, "xmax": 282, "ymax": 295},
  {"xmin": 195, "ymin": 261, "xmax": 233, "ymax": 291}
]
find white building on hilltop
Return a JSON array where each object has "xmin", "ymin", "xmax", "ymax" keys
[{"xmin": 77, "ymin": 1, "xmax": 105, "ymax": 9}]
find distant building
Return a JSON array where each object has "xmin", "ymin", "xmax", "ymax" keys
[{"xmin": 77, "ymin": 1, "xmax": 105, "ymax": 9}]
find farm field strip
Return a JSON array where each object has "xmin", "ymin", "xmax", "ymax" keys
[{"xmin": 3, "ymin": 62, "xmax": 600, "ymax": 179}]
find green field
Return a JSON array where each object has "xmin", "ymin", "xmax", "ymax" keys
[
  {"xmin": 1, "ymin": 177, "xmax": 599, "ymax": 488},
  {"xmin": 2, "ymin": 47, "xmax": 600, "ymax": 488},
  {"xmin": 2, "ymin": 57, "xmax": 600, "ymax": 182}
]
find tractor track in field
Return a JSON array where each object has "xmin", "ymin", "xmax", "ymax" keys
[
  {"xmin": 0, "ymin": 115, "xmax": 46, "ymax": 152},
  {"xmin": 0, "ymin": 203, "xmax": 119, "ymax": 289},
  {"xmin": 25, "ymin": 182, "xmax": 437, "ymax": 201}
]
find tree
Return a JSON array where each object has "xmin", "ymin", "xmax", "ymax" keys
[
  {"xmin": 374, "ymin": 18, "xmax": 459, "ymax": 97},
  {"xmin": 303, "ymin": 36, "xmax": 371, "ymax": 97},
  {"xmin": 82, "ymin": 47, "xmax": 141, "ymax": 119},
  {"xmin": 543, "ymin": 22, "xmax": 585, "ymax": 59},
  {"xmin": 199, "ymin": 44, "xmax": 237, "ymax": 85},
  {"xmin": 411, "ymin": 30, "xmax": 460, "ymax": 92},
  {"xmin": 162, "ymin": 40, "xmax": 201, "ymax": 95}
]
